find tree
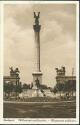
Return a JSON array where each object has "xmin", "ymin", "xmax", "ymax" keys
[
  {"xmin": 63, "ymin": 80, "xmax": 76, "ymax": 97},
  {"xmin": 40, "ymin": 84, "xmax": 48, "ymax": 89},
  {"xmin": 22, "ymin": 83, "xmax": 30, "ymax": 90},
  {"xmin": 72, "ymin": 80, "xmax": 76, "ymax": 96},
  {"xmin": 53, "ymin": 87, "xmax": 58, "ymax": 95},
  {"xmin": 56, "ymin": 83, "xmax": 64, "ymax": 97},
  {"xmin": 4, "ymin": 82, "xmax": 14, "ymax": 98},
  {"xmin": 14, "ymin": 82, "xmax": 22, "ymax": 99}
]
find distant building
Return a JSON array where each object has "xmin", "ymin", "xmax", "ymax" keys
[
  {"xmin": 55, "ymin": 66, "xmax": 76, "ymax": 84},
  {"xmin": 3, "ymin": 75, "xmax": 20, "ymax": 85}
]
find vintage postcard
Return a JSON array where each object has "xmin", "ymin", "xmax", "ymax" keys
[{"xmin": 0, "ymin": 1, "xmax": 79, "ymax": 124}]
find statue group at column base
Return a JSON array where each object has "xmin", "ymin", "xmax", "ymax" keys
[
  {"xmin": 32, "ymin": 71, "xmax": 42, "ymax": 89},
  {"xmin": 19, "ymin": 89, "xmax": 54, "ymax": 99}
]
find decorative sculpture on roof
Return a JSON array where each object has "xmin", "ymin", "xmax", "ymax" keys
[
  {"xmin": 55, "ymin": 66, "xmax": 65, "ymax": 76},
  {"xmin": 9, "ymin": 67, "xmax": 20, "ymax": 77}
]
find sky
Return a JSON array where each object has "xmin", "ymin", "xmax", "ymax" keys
[{"xmin": 4, "ymin": 3, "xmax": 76, "ymax": 87}]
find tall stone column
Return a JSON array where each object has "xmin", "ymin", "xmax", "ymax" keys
[{"xmin": 32, "ymin": 12, "xmax": 42, "ymax": 87}]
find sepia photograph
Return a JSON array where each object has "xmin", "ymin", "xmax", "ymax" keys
[{"xmin": 0, "ymin": 1, "xmax": 79, "ymax": 124}]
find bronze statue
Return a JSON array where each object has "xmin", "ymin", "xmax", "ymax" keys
[
  {"xmin": 35, "ymin": 78, "xmax": 40, "ymax": 89},
  {"xmin": 55, "ymin": 66, "xmax": 65, "ymax": 76},
  {"xmin": 34, "ymin": 12, "xmax": 40, "ymax": 25},
  {"xmin": 9, "ymin": 67, "xmax": 20, "ymax": 77}
]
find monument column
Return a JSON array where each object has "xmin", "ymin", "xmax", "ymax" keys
[{"xmin": 32, "ymin": 12, "xmax": 42, "ymax": 87}]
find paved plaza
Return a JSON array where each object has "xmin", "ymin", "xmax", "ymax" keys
[{"xmin": 3, "ymin": 100, "xmax": 76, "ymax": 118}]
